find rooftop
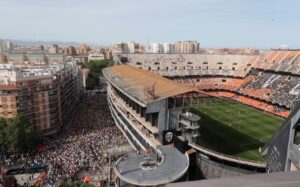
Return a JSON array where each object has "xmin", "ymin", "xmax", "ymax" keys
[
  {"xmin": 103, "ymin": 65, "xmax": 196, "ymax": 106},
  {"xmin": 114, "ymin": 145, "xmax": 189, "ymax": 186}
]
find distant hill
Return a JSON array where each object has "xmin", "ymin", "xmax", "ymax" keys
[
  {"xmin": 7, "ymin": 39, "xmax": 81, "ymax": 47},
  {"xmin": 4, "ymin": 39, "xmax": 110, "ymax": 48}
]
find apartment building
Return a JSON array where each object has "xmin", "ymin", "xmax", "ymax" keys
[
  {"xmin": 174, "ymin": 41, "xmax": 200, "ymax": 53},
  {"xmin": 0, "ymin": 54, "xmax": 83, "ymax": 135}
]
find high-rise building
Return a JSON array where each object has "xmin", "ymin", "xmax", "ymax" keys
[
  {"xmin": 149, "ymin": 43, "xmax": 162, "ymax": 53},
  {"xmin": 112, "ymin": 42, "xmax": 130, "ymax": 54},
  {"xmin": 174, "ymin": 41, "xmax": 200, "ymax": 53},
  {"xmin": 0, "ymin": 40, "xmax": 12, "ymax": 53},
  {"xmin": 162, "ymin": 43, "xmax": 175, "ymax": 53},
  {"xmin": 163, "ymin": 43, "xmax": 170, "ymax": 53},
  {"xmin": 79, "ymin": 44, "xmax": 91, "ymax": 54},
  {"xmin": 127, "ymin": 41, "xmax": 136, "ymax": 54}
]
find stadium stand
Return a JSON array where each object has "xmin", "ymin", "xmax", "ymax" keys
[
  {"xmin": 253, "ymin": 50, "xmax": 300, "ymax": 74},
  {"xmin": 124, "ymin": 54, "xmax": 258, "ymax": 77},
  {"xmin": 238, "ymin": 70, "xmax": 300, "ymax": 109},
  {"xmin": 120, "ymin": 50, "xmax": 300, "ymax": 118}
]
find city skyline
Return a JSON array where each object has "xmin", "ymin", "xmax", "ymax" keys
[{"xmin": 1, "ymin": 0, "xmax": 300, "ymax": 49}]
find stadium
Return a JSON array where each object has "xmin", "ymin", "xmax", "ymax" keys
[{"xmin": 104, "ymin": 50, "xmax": 300, "ymax": 186}]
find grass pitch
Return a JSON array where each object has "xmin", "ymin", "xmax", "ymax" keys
[{"xmin": 191, "ymin": 97, "xmax": 284, "ymax": 162}]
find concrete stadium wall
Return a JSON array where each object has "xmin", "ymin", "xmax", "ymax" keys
[{"xmin": 197, "ymin": 154, "xmax": 260, "ymax": 179}]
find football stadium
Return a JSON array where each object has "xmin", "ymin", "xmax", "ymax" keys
[
  {"xmin": 104, "ymin": 50, "xmax": 300, "ymax": 186},
  {"xmin": 191, "ymin": 97, "xmax": 283, "ymax": 162}
]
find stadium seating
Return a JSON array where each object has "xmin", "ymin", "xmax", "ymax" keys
[
  {"xmin": 238, "ymin": 70, "xmax": 300, "ymax": 108},
  {"xmin": 172, "ymin": 77, "xmax": 248, "ymax": 91},
  {"xmin": 122, "ymin": 50, "xmax": 300, "ymax": 118},
  {"xmin": 124, "ymin": 54, "xmax": 258, "ymax": 78},
  {"xmin": 254, "ymin": 50, "xmax": 300, "ymax": 74}
]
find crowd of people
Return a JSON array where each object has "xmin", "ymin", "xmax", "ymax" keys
[
  {"xmin": 1, "ymin": 92, "xmax": 127, "ymax": 186},
  {"xmin": 237, "ymin": 70, "xmax": 300, "ymax": 108}
]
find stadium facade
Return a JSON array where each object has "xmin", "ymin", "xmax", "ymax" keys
[{"xmin": 104, "ymin": 51, "xmax": 300, "ymax": 186}]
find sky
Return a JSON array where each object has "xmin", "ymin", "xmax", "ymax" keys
[{"xmin": 0, "ymin": 0, "xmax": 300, "ymax": 48}]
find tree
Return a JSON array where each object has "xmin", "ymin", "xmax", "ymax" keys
[
  {"xmin": 0, "ymin": 117, "xmax": 8, "ymax": 151},
  {"xmin": 1, "ymin": 116, "xmax": 42, "ymax": 154},
  {"xmin": 85, "ymin": 60, "xmax": 114, "ymax": 90}
]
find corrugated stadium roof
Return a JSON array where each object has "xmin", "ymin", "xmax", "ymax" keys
[{"xmin": 103, "ymin": 64, "xmax": 196, "ymax": 106}]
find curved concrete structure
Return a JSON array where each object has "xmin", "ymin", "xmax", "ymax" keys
[{"xmin": 114, "ymin": 146, "xmax": 189, "ymax": 186}]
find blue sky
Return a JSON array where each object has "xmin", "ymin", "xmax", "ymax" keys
[{"xmin": 0, "ymin": 0, "xmax": 300, "ymax": 48}]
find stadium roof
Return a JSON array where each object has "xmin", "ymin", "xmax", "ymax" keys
[{"xmin": 103, "ymin": 65, "xmax": 196, "ymax": 106}]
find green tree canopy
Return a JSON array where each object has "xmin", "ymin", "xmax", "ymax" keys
[
  {"xmin": 85, "ymin": 60, "xmax": 114, "ymax": 90},
  {"xmin": 0, "ymin": 116, "xmax": 42, "ymax": 154},
  {"xmin": 0, "ymin": 117, "xmax": 8, "ymax": 149}
]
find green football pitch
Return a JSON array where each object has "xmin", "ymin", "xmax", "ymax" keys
[{"xmin": 191, "ymin": 97, "xmax": 285, "ymax": 162}]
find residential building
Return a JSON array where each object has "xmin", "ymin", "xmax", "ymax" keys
[
  {"xmin": 88, "ymin": 52, "xmax": 105, "ymax": 61},
  {"xmin": 163, "ymin": 43, "xmax": 175, "ymax": 54},
  {"xmin": 149, "ymin": 43, "xmax": 163, "ymax": 53},
  {"xmin": 48, "ymin": 44, "xmax": 59, "ymax": 54},
  {"xmin": 0, "ymin": 54, "xmax": 83, "ymax": 135},
  {"xmin": 0, "ymin": 40, "xmax": 12, "ymax": 53},
  {"xmin": 127, "ymin": 41, "xmax": 136, "ymax": 54},
  {"xmin": 79, "ymin": 44, "xmax": 91, "ymax": 54},
  {"xmin": 63, "ymin": 46, "xmax": 77, "ymax": 56},
  {"xmin": 174, "ymin": 41, "xmax": 200, "ymax": 53}
]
